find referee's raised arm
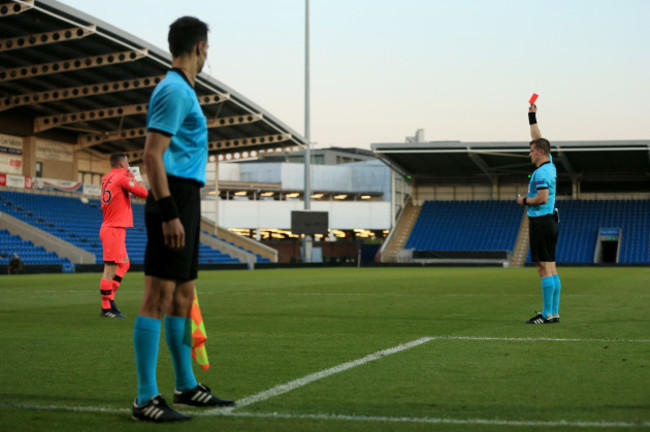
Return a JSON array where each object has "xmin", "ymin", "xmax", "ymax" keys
[{"xmin": 529, "ymin": 103, "xmax": 542, "ymax": 140}]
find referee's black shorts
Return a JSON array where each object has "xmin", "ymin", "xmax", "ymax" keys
[
  {"xmin": 528, "ymin": 214, "xmax": 558, "ymax": 263},
  {"xmin": 145, "ymin": 175, "xmax": 201, "ymax": 281}
]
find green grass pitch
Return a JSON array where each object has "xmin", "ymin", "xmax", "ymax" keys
[{"xmin": 1, "ymin": 267, "xmax": 649, "ymax": 431}]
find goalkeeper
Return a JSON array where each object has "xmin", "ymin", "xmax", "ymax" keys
[{"xmin": 99, "ymin": 153, "xmax": 148, "ymax": 318}]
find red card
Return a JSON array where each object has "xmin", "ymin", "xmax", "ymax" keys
[{"xmin": 529, "ymin": 93, "xmax": 539, "ymax": 104}]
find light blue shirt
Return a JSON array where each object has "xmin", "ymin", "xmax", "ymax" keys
[
  {"xmin": 527, "ymin": 161, "xmax": 556, "ymax": 217},
  {"xmin": 147, "ymin": 69, "xmax": 208, "ymax": 186}
]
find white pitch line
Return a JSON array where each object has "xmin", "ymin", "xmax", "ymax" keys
[
  {"xmin": 437, "ymin": 336, "xmax": 650, "ymax": 343},
  {"xmin": 214, "ymin": 411, "xmax": 650, "ymax": 429},
  {"xmin": 202, "ymin": 336, "xmax": 435, "ymax": 414},
  {"xmin": 200, "ymin": 334, "xmax": 649, "ymax": 415},
  {"xmin": 229, "ymin": 292, "xmax": 540, "ymax": 297},
  {"xmin": 3, "ymin": 334, "xmax": 650, "ymax": 427},
  {"xmin": 0, "ymin": 402, "xmax": 128, "ymax": 415},
  {"xmin": 3, "ymin": 403, "xmax": 647, "ymax": 429}
]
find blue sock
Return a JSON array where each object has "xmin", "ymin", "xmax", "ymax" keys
[
  {"xmin": 541, "ymin": 276, "xmax": 554, "ymax": 318},
  {"xmin": 165, "ymin": 316, "xmax": 198, "ymax": 392},
  {"xmin": 552, "ymin": 274, "xmax": 561, "ymax": 316},
  {"xmin": 133, "ymin": 316, "xmax": 161, "ymax": 406}
]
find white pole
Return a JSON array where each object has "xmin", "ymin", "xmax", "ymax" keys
[
  {"xmin": 214, "ymin": 159, "xmax": 219, "ymax": 236},
  {"xmin": 302, "ymin": 0, "xmax": 313, "ymax": 263}
]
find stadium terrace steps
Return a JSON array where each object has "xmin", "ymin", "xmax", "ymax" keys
[
  {"xmin": 0, "ymin": 190, "xmax": 241, "ymax": 265},
  {"xmin": 199, "ymin": 216, "xmax": 277, "ymax": 263},
  {"xmin": 509, "ymin": 209, "xmax": 530, "ymax": 268},
  {"xmin": 379, "ymin": 199, "xmax": 420, "ymax": 263},
  {"xmin": 200, "ymin": 231, "xmax": 270, "ymax": 266}
]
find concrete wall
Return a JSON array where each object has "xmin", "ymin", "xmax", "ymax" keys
[
  {"xmin": 202, "ymin": 200, "xmax": 391, "ymax": 230},
  {"xmin": 211, "ymin": 159, "xmax": 392, "ymax": 198},
  {"xmin": 413, "ymin": 183, "xmax": 528, "ymax": 205},
  {"xmin": 34, "ymin": 139, "xmax": 76, "ymax": 181}
]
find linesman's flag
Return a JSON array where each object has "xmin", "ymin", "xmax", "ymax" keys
[{"xmin": 190, "ymin": 287, "xmax": 209, "ymax": 370}]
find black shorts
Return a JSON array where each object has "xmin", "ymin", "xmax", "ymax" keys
[
  {"xmin": 528, "ymin": 214, "xmax": 558, "ymax": 263},
  {"xmin": 145, "ymin": 175, "xmax": 201, "ymax": 281}
]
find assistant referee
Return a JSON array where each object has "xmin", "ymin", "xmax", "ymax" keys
[
  {"xmin": 131, "ymin": 16, "xmax": 233, "ymax": 423},
  {"xmin": 517, "ymin": 103, "xmax": 562, "ymax": 325}
]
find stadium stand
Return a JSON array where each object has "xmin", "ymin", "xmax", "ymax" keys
[
  {"xmin": 0, "ymin": 190, "xmax": 240, "ymax": 265},
  {"xmin": 0, "ymin": 229, "xmax": 69, "ymax": 266},
  {"xmin": 405, "ymin": 200, "xmax": 522, "ymax": 253},
  {"xmin": 202, "ymin": 231, "xmax": 271, "ymax": 264},
  {"xmin": 529, "ymin": 199, "xmax": 650, "ymax": 264},
  {"xmin": 1, "ymin": 190, "xmax": 105, "ymax": 260},
  {"xmin": 405, "ymin": 199, "xmax": 649, "ymax": 265}
]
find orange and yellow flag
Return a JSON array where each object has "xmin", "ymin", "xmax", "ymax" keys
[{"xmin": 190, "ymin": 287, "xmax": 209, "ymax": 370}]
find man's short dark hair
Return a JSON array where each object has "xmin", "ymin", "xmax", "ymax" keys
[
  {"xmin": 168, "ymin": 16, "xmax": 209, "ymax": 57},
  {"xmin": 110, "ymin": 153, "xmax": 128, "ymax": 167},
  {"xmin": 530, "ymin": 138, "xmax": 551, "ymax": 156}
]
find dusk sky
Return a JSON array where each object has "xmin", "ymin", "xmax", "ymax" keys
[{"xmin": 59, "ymin": 0, "xmax": 650, "ymax": 149}]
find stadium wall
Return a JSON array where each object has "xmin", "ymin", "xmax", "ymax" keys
[
  {"xmin": 202, "ymin": 200, "xmax": 391, "ymax": 231},
  {"xmin": 207, "ymin": 160, "xmax": 392, "ymax": 197},
  {"xmin": 412, "ymin": 183, "xmax": 530, "ymax": 204},
  {"xmin": 1, "ymin": 132, "xmax": 111, "ymax": 185},
  {"xmin": 412, "ymin": 183, "xmax": 650, "ymax": 205}
]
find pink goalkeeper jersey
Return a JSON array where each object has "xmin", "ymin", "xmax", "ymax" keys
[{"xmin": 100, "ymin": 168, "xmax": 148, "ymax": 228}]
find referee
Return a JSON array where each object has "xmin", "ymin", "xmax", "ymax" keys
[
  {"xmin": 131, "ymin": 17, "xmax": 234, "ymax": 423},
  {"xmin": 517, "ymin": 103, "xmax": 562, "ymax": 325}
]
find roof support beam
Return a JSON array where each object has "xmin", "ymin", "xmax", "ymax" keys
[
  {"xmin": 0, "ymin": 75, "xmax": 165, "ymax": 112},
  {"xmin": 208, "ymin": 133, "xmax": 291, "ymax": 154},
  {"xmin": 556, "ymin": 150, "xmax": 575, "ymax": 177},
  {"xmin": 76, "ymin": 126, "xmax": 146, "ymax": 150},
  {"xmin": 0, "ymin": 25, "xmax": 96, "ymax": 51},
  {"xmin": 467, "ymin": 151, "xmax": 496, "ymax": 183},
  {"xmin": 75, "ymin": 113, "xmax": 263, "ymax": 149},
  {"xmin": 553, "ymin": 144, "xmax": 575, "ymax": 175},
  {"xmin": 0, "ymin": 49, "xmax": 147, "ymax": 82},
  {"xmin": 34, "ymin": 93, "xmax": 229, "ymax": 132},
  {"xmin": 217, "ymin": 138, "xmax": 298, "ymax": 161},
  {"xmin": 207, "ymin": 112, "xmax": 262, "ymax": 128},
  {"xmin": 36, "ymin": 103, "xmax": 148, "ymax": 133},
  {"xmin": 0, "ymin": 1, "xmax": 33, "ymax": 17},
  {"xmin": 125, "ymin": 134, "xmax": 293, "ymax": 162}
]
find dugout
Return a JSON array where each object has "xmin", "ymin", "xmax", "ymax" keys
[{"xmin": 372, "ymin": 139, "xmax": 650, "ymax": 265}]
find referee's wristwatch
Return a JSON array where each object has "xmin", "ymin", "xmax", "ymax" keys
[{"xmin": 522, "ymin": 197, "xmax": 527, "ymax": 205}]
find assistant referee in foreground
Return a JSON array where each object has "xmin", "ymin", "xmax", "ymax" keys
[{"xmin": 131, "ymin": 16, "xmax": 234, "ymax": 423}]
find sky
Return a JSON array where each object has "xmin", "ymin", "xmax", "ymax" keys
[{"xmin": 58, "ymin": 0, "xmax": 650, "ymax": 150}]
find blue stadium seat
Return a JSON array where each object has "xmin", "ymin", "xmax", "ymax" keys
[
  {"xmin": 553, "ymin": 200, "xmax": 650, "ymax": 264},
  {"xmin": 407, "ymin": 199, "xmax": 649, "ymax": 264},
  {"xmin": 405, "ymin": 200, "xmax": 522, "ymax": 252},
  {"xmin": 1, "ymin": 190, "xmax": 242, "ymax": 265},
  {"xmin": 0, "ymin": 228, "xmax": 70, "ymax": 266}
]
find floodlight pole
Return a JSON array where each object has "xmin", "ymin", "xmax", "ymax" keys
[
  {"xmin": 214, "ymin": 158, "xmax": 219, "ymax": 237},
  {"xmin": 302, "ymin": 0, "xmax": 313, "ymax": 263}
]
